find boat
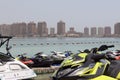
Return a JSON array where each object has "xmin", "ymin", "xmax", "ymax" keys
[{"xmin": 0, "ymin": 35, "xmax": 36, "ymax": 80}]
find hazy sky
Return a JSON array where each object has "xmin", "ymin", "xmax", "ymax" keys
[{"xmin": 0, "ymin": 0, "xmax": 120, "ymax": 32}]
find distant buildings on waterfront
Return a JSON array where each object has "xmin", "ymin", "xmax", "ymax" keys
[{"xmin": 0, "ymin": 21, "xmax": 120, "ymax": 37}]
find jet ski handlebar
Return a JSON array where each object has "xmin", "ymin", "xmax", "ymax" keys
[
  {"xmin": 107, "ymin": 45, "xmax": 114, "ymax": 48},
  {"xmin": 98, "ymin": 45, "xmax": 114, "ymax": 51}
]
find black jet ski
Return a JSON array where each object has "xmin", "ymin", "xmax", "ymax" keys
[{"xmin": 30, "ymin": 52, "xmax": 53, "ymax": 67}]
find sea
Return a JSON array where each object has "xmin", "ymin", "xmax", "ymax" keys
[
  {"xmin": 0, "ymin": 37, "xmax": 120, "ymax": 80},
  {"xmin": 2, "ymin": 37, "xmax": 120, "ymax": 57}
]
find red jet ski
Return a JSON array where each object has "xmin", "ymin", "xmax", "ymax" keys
[{"xmin": 16, "ymin": 53, "xmax": 34, "ymax": 67}]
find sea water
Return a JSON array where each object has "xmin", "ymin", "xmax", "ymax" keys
[
  {"xmin": 0, "ymin": 37, "xmax": 120, "ymax": 57},
  {"xmin": 0, "ymin": 37, "xmax": 120, "ymax": 80}
]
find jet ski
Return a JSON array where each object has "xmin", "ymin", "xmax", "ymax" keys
[
  {"xmin": 51, "ymin": 51, "xmax": 65, "ymax": 65},
  {"xmin": 51, "ymin": 45, "xmax": 120, "ymax": 80},
  {"xmin": 105, "ymin": 50, "xmax": 120, "ymax": 60},
  {"xmin": 30, "ymin": 52, "xmax": 53, "ymax": 67},
  {"xmin": 0, "ymin": 35, "xmax": 36, "ymax": 80},
  {"xmin": 51, "ymin": 51, "xmax": 66, "ymax": 58},
  {"xmin": 16, "ymin": 53, "xmax": 34, "ymax": 67}
]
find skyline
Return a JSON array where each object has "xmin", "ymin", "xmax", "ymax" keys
[
  {"xmin": 0, "ymin": 21, "xmax": 113, "ymax": 37},
  {"xmin": 0, "ymin": 0, "xmax": 120, "ymax": 32},
  {"xmin": 1, "ymin": 20, "xmax": 120, "ymax": 37},
  {"xmin": 0, "ymin": 20, "xmax": 119, "ymax": 34}
]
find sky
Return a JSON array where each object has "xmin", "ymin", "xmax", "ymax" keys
[{"xmin": 0, "ymin": 0, "xmax": 120, "ymax": 32}]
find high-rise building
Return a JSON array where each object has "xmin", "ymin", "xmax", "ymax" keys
[
  {"xmin": 98, "ymin": 27, "xmax": 104, "ymax": 37},
  {"xmin": 27, "ymin": 22, "xmax": 36, "ymax": 37},
  {"xmin": 19, "ymin": 22, "xmax": 27, "ymax": 37},
  {"xmin": 91, "ymin": 27, "xmax": 97, "ymax": 37},
  {"xmin": 57, "ymin": 21, "xmax": 66, "ymax": 35},
  {"xmin": 84, "ymin": 27, "xmax": 89, "ymax": 37},
  {"xmin": 13, "ymin": 23, "xmax": 18, "ymax": 37},
  {"xmin": 10, "ymin": 22, "xmax": 27, "ymax": 37},
  {"xmin": 70, "ymin": 27, "xmax": 75, "ymax": 33},
  {"xmin": 66, "ymin": 27, "xmax": 81, "ymax": 37},
  {"xmin": 10, "ymin": 23, "xmax": 20, "ymax": 37},
  {"xmin": 67, "ymin": 27, "xmax": 75, "ymax": 33},
  {"xmin": 0, "ymin": 24, "xmax": 11, "ymax": 36},
  {"xmin": 104, "ymin": 26, "xmax": 111, "ymax": 37},
  {"xmin": 37, "ymin": 21, "xmax": 48, "ymax": 37},
  {"xmin": 50, "ymin": 27, "xmax": 55, "ymax": 37},
  {"xmin": 114, "ymin": 23, "xmax": 120, "ymax": 36}
]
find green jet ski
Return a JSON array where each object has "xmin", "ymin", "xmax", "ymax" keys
[{"xmin": 51, "ymin": 45, "xmax": 120, "ymax": 80}]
